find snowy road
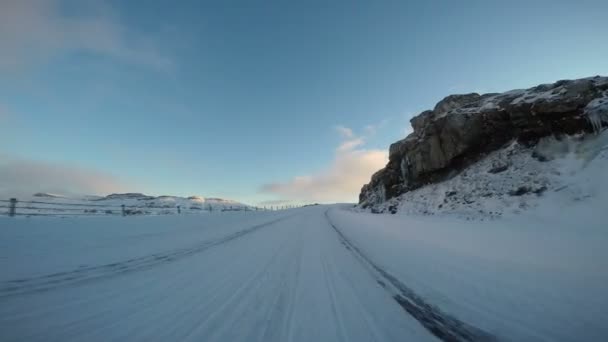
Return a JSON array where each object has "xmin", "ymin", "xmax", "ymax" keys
[
  {"xmin": 0, "ymin": 206, "xmax": 444, "ymax": 342},
  {"xmin": 1, "ymin": 204, "xmax": 606, "ymax": 341}
]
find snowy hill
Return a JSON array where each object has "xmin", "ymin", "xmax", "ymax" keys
[
  {"xmin": 5, "ymin": 193, "xmax": 251, "ymax": 217},
  {"xmin": 32, "ymin": 193, "xmax": 65, "ymax": 198}
]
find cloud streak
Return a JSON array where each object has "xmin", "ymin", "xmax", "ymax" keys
[
  {"xmin": 0, "ymin": 155, "xmax": 127, "ymax": 198},
  {"xmin": 260, "ymin": 126, "xmax": 387, "ymax": 203},
  {"xmin": 0, "ymin": 0, "xmax": 171, "ymax": 72}
]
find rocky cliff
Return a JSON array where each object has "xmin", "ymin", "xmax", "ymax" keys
[{"xmin": 359, "ymin": 76, "xmax": 608, "ymax": 209}]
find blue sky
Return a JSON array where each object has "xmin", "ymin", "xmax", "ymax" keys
[{"xmin": 1, "ymin": 0, "xmax": 607, "ymax": 204}]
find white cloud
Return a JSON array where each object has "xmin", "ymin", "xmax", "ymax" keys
[
  {"xmin": 337, "ymin": 137, "xmax": 364, "ymax": 152},
  {"xmin": 0, "ymin": 0, "xmax": 171, "ymax": 71},
  {"xmin": 335, "ymin": 125, "xmax": 354, "ymax": 139},
  {"xmin": 0, "ymin": 154, "xmax": 128, "ymax": 198},
  {"xmin": 260, "ymin": 127, "xmax": 387, "ymax": 203}
]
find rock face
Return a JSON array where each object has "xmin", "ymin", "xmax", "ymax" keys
[{"xmin": 359, "ymin": 76, "xmax": 608, "ymax": 207}]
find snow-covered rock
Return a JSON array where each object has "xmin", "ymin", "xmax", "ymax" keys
[
  {"xmin": 360, "ymin": 75, "xmax": 608, "ymax": 211},
  {"xmin": 360, "ymin": 130, "xmax": 608, "ymax": 219}
]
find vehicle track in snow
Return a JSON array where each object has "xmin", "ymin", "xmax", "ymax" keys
[
  {"xmin": 324, "ymin": 209, "xmax": 497, "ymax": 342},
  {"xmin": 0, "ymin": 215, "xmax": 293, "ymax": 298}
]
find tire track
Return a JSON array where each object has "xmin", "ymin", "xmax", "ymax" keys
[
  {"xmin": 321, "ymin": 254, "xmax": 348, "ymax": 342},
  {"xmin": 0, "ymin": 215, "xmax": 293, "ymax": 298},
  {"xmin": 324, "ymin": 209, "xmax": 497, "ymax": 342},
  {"xmin": 180, "ymin": 222, "xmax": 298, "ymax": 341}
]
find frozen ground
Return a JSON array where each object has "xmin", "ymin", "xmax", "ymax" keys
[{"xmin": 1, "ymin": 197, "xmax": 606, "ymax": 341}]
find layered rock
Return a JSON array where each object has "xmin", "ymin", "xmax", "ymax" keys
[{"xmin": 359, "ymin": 76, "xmax": 608, "ymax": 207}]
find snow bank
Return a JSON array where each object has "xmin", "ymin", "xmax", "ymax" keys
[{"xmin": 329, "ymin": 201, "xmax": 608, "ymax": 341}]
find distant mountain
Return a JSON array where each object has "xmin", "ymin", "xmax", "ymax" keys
[
  {"xmin": 102, "ymin": 193, "xmax": 156, "ymax": 201},
  {"xmin": 97, "ymin": 193, "xmax": 248, "ymax": 208},
  {"xmin": 33, "ymin": 193, "xmax": 65, "ymax": 198},
  {"xmin": 205, "ymin": 197, "xmax": 240, "ymax": 204}
]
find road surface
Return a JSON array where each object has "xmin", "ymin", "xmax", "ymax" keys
[{"xmin": 0, "ymin": 206, "xmax": 496, "ymax": 342}]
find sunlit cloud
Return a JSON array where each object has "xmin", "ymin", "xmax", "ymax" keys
[
  {"xmin": 0, "ymin": 0, "xmax": 171, "ymax": 72},
  {"xmin": 260, "ymin": 126, "xmax": 387, "ymax": 203},
  {"xmin": 0, "ymin": 154, "xmax": 128, "ymax": 198}
]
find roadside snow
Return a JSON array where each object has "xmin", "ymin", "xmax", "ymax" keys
[{"xmin": 329, "ymin": 199, "xmax": 608, "ymax": 341}]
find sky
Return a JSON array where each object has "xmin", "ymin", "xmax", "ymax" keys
[{"xmin": 1, "ymin": 0, "xmax": 607, "ymax": 205}]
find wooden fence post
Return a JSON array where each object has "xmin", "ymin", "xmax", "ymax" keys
[{"xmin": 9, "ymin": 198, "xmax": 17, "ymax": 217}]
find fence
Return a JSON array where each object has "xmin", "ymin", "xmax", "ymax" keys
[{"xmin": 0, "ymin": 198, "xmax": 312, "ymax": 218}]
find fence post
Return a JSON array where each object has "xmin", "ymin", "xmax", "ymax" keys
[
  {"xmin": 9, "ymin": 198, "xmax": 17, "ymax": 217},
  {"xmin": 121, "ymin": 204, "xmax": 126, "ymax": 217},
  {"xmin": 177, "ymin": 205, "xmax": 181, "ymax": 214}
]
